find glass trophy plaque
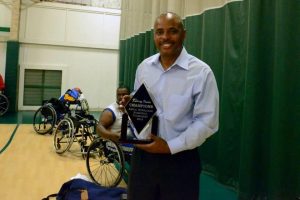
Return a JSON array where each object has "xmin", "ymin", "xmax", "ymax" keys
[{"xmin": 120, "ymin": 83, "xmax": 158, "ymax": 144}]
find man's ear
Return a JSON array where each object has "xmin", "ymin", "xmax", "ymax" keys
[{"xmin": 182, "ymin": 29, "xmax": 186, "ymax": 40}]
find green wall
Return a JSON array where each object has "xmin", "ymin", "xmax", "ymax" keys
[{"xmin": 5, "ymin": 41, "xmax": 20, "ymax": 112}]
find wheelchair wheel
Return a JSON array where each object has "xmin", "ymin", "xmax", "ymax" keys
[
  {"xmin": 86, "ymin": 137, "xmax": 125, "ymax": 187},
  {"xmin": 33, "ymin": 105, "xmax": 57, "ymax": 135},
  {"xmin": 54, "ymin": 118, "xmax": 75, "ymax": 154},
  {"xmin": 0, "ymin": 93, "xmax": 9, "ymax": 116}
]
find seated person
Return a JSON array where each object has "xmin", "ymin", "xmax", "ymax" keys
[
  {"xmin": 55, "ymin": 87, "xmax": 85, "ymax": 117},
  {"xmin": 97, "ymin": 85, "xmax": 132, "ymax": 183},
  {"xmin": 97, "ymin": 86, "xmax": 130, "ymax": 142},
  {"xmin": 59, "ymin": 87, "xmax": 84, "ymax": 103}
]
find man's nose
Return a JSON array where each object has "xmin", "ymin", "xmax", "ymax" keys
[{"xmin": 161, "ymin": 32, "xmax": 170, "ymax": 39}]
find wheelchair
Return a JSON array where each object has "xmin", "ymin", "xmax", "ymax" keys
[
  {"xmin": 85, "ymin": 137, "xmax": 133, "ymax": 187},
  {"xmin": 0, "ymin": 74, "xmax": 9, "ymax": 116},
  {"xmin": 85, "ymin": 114, "xmax": 157, "ymax": 187},
  {"xmin": 53, "ymin": 112, "xmax": 98, "ymax": 159},
  {"xmin": 33, "ymin": 97, "xmax": 89, "ymax": 135}
]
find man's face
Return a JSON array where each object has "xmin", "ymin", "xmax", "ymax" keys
[
  {"xmin": 116, "ymin": 88, "xmax": 129, "ymax": 104},
  {"xmin": 154, "ymin": 14, "xmax": 186, "ymax": 58}
]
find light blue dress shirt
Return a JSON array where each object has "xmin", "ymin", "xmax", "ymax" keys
[{"xmin": 134, "ymin": 47, "xmax": 219, "ymax": 154}]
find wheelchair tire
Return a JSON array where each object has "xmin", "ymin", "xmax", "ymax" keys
[
  {"xmin": 86, "ymin": 137, "xmax": 125, "ymax": 187},
  {"xmin": 54, "ymin": 118, "xmax": 75, "ymax": 154},
  {"xmin": 33, "ymin": 105, "xmax": 57, "ymax": 135}
]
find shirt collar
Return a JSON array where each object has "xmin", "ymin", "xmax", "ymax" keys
[{"xmin": 148, "ymin": 47, "xmax": 189, "ymax": 70}]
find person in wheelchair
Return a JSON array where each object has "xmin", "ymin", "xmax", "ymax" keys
[
  {"xmin": 45, "ymin": 87, "xmax": 84, "ymax": 119},
  {"xmin": 96, "ymin": 86, "xmax": 132, "ymax": 184},
  {"xmin": 96, "ymin": 86, "xmax": 130, "ymax": 142},
  {"xmin": 46, "ymin": 87, "xmax": 84, "ymax": 120},
  {"xmin": 59, "ymin": 87, "xmax": 87, "ymax": 117},
  {"xmin": 33, "ymin": 87, "xmax": 87, "ymax": 135},
  {"xmin": 59, "ymin": 87, "xmax": 84, "ymax": 104}
]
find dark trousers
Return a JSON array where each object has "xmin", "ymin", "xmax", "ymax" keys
[{"xmin": 127, "ymin": 148, "xmax": 202, "ymax": 200}]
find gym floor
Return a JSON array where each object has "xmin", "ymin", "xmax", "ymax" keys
[{"xmin": 0, "ymin": 111, "xmax": 237, "ymax": 200}]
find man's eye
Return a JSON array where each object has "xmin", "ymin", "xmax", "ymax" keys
[
  {"xmin": 169, "ymin": 29, "xmax": 179, "ymax": 34},
  {"xmin": 155, "ymin": 30, "xmax": 163, "ymax": 35}
]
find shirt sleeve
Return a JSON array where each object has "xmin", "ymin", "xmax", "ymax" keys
[
  {"xmin": 133, "ymin": 64, "xmax": 142, "ymax": 91},
  {"xmin": 167, "ymin": 70, "xmax": 219, "ymax": 154}
]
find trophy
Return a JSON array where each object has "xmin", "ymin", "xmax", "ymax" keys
[{"xmin": 120, "ymin": 83, "xmax": 158, "ymax": 144}]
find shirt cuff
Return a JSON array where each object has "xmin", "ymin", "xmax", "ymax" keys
[{"xmin": 167, "ymin": 137, "xmax": 186, "ymax": 155}]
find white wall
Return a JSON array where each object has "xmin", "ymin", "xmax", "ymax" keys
[
  {"xmin": 19, "ymin": 3, "xmax": 121, "ymax": 49},
  {"xmin": 0, "ymin": 43, "xmax": 6, "ymax": 78},
  {"xmin": 0, "ymin": 1, "xmax": 11, "ymax": 78},
  {"xmin": 18, "ymin": 2, "xmax": 121, "ymax": 110},
  {"xmin": 18, "ymin": 44, "xmax": 119, "ymax": 110},
  {"xmin": 0, "ymin": 1, "xmax": 11, "ymax": 29}
]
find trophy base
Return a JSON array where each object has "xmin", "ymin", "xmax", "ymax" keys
[
  {"xmin": 119, "ymin": 138, "xmax": 153, "ymax": 144},
  {"xmin": 120, "ymin": 113, "xmax": 158, "ymax": 145}
]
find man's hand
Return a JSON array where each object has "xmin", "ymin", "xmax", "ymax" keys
[
  {"xmin": 135, "ymin": 134, "xmax": 171, "ymax": 154},
  {"xmin": 104, "ymin": 132, "xmax": 120, "ymax": 143},
  {"xmin": 119, "ymin": 94, "xmax": 131, "ymax": 112}
]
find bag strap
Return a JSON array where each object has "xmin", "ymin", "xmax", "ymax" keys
[{"xmin": 41, "ymin": 193, "xmax": 58, "ymax": 200}]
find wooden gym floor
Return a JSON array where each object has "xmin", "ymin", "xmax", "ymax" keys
[{"xmin": 0, "ymin": 111, "xmax": 237, "ymax": 200}]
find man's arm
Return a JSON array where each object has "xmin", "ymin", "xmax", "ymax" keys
[
  {"xmin": 97, "ymin": 110, "xmax": 120, "ymax": 142},
  {"xmin": 167, "ymin": 71, "xmax": 219, "ymax": 154}
]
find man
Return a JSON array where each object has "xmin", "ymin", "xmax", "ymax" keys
[
  {"xmin": 97, "ymin": 86, "xmax": 133, "ymax": 186},
  {"xmin": 97, "ymin": 86, "xmax": 130, "ymax": 142},
  {"xmin": 59, "ymin": 87, "xmax": 83, "ymax": 103},
  {"xmin": 121, "ymin": 12, "xmax": 219, "ymax": 200}
]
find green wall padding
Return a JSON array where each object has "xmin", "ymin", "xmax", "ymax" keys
[
  {"xmin": 0, "ymin": 27, "xmax": 10, "ymax": 32},
  {"xmin": 5, "ymin": 41, "xmax": 20, "ymax": 113}
]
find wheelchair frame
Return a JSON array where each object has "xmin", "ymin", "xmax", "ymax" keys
[
  {"xmin": 0, "ymin": 91, "xmax": 9, "ymax": 116},
  {"xmin": 0, "ymin": 74, "xmax": 9, "ymax": 116},
  {"xmin": 53, "ymin": 114, "xmax": 98, "ymax": 159},
  {"xmin": 33, "ymin": 98, "xmax": 89, "ymax": 135}
]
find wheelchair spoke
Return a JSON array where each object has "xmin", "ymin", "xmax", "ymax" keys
[{"xmin": 86, "ymin": 138, "xmax": 125, "ymax": 187}]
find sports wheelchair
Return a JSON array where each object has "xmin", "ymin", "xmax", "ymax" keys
[
  {"xmin": 33, "ymin": 97, "xmax": 89, "ymax": 135},
  {"xmin": 0, "ymin": 74, "xmax": 9, "ymax": 116},
  {"xmin": 85, "ymin": 115, "xmax": 158, "ymax": 187},
  {"xmin": 85, "ymin": 137, "xmax": 133, "ymax": 187},
  {"xmin": 53, "ymin": 113, "xmax": 98, "ymax": 159}
]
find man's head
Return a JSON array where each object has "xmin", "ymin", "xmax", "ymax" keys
[
  {"xmin": 116, "ymin": 86, "xmax": 130, "ymax": 104},
  {"xmin": 73, "ymin": 87, "xmax": 82, "ymax": 94},
  {"xmin": 154, "ymin": 12, "xmax": 186, "ymax": 59}
]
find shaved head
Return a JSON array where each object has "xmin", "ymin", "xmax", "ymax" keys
[
  {"xmin": 153, "ymin": 12, "xmax": 186, "ymax": 67},
  {"xmin": 154, "ymin": 12, "xmax": 185, "ymax": 31}
]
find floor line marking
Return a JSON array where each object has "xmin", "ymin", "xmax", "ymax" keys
[{"xmin": 0, "ymin": 124, "xmax": 19, "ymax": 154}]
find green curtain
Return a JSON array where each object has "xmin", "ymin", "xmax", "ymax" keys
[
  {"xmin": 119, "ymin": 30, "xmax": 156, "ymax": 91},
  {"xmin": 119, "ymin": 0, "xmax": 300, "ymax": 199}
]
